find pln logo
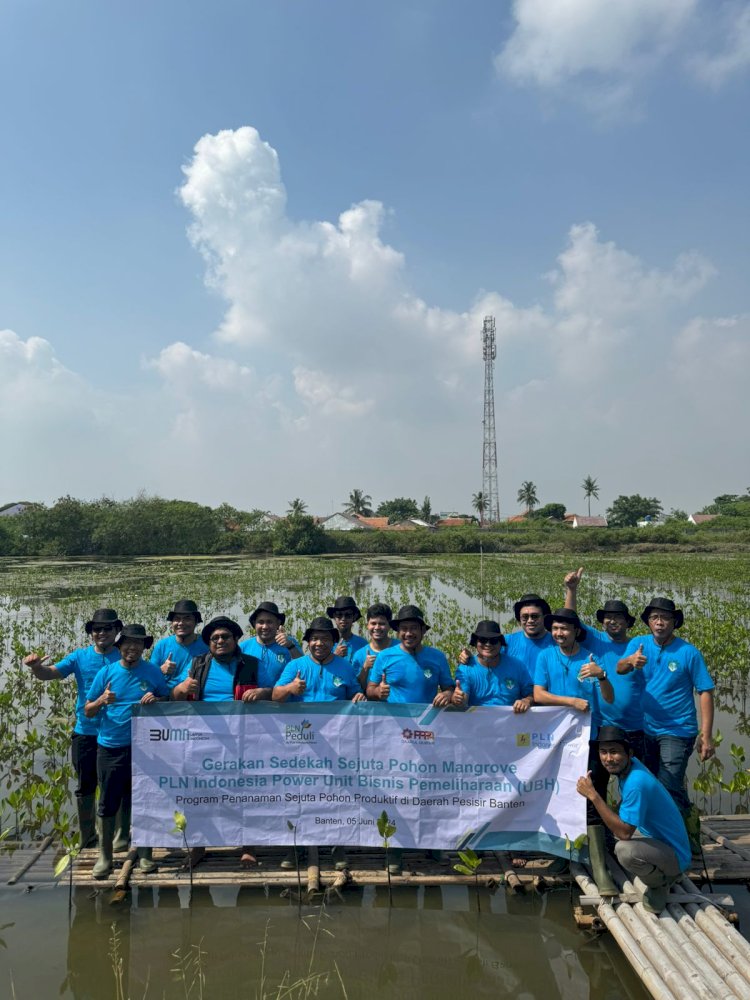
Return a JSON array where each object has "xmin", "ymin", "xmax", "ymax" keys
[
  {"xmin": 401, "ymin": 728, "xmax": 435, "ymax": 744},
  {"xmin": 285, "ymin": 720, "xmax": 315, "ymax": 744},
  {"xmin": 516, "ymin": 733, "xmax": 531, "ymax": 748}
]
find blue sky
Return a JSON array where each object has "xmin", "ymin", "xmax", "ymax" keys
[{"xmin": 2, "ymin": 0, "xmax": 748, "ymax": 517}]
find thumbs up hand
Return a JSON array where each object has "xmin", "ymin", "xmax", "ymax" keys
[
  {"xmin": 161, "ymin": 654, "xmax": 177, "ymax": 677},
  {"xmin": 451, "ymin": 677, "xmax": 467, "ymax": 707},
  {"xmin": 363, "ymin": 652, "xmax": 376, "ymax": 672},
  {"xmin": 632, "ymin": 643, "xmax": 647, "ymax": 670},
  {"xmin": 334, "ymin": 641, "xmax": 348, "ymax": 657},
  {"xmin": 578, "ymin": 653, "xmax": 602, "ymax": 680},
  {"xmin": 290, "ymin": 670, "xmax": 306, "ymax": 696},
  {"xmin": 378, "ymin": 671, "xmax": 390, "ymax": 701},
  {"xmin": 458, "ymin": 647, "xmax": 472, "ymax": 665},
  {"xmin": 101, "ymin": 683, "xmax": 116, "ymax": 706}
]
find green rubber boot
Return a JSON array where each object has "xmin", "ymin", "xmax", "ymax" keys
[
  {"xmin": 93, "ymin": 816, "xmax": 116, "ymax": 879},
  {"xmin": 76, "ymin": 794, "xmax": 98, "ymax": 849},
  {"xmin": 113, "ymin": 804, "xmax": 131, "ymax": 853},
  {"xmin": 682, "ymin": 805, "xmax": 702, "ymax": 856},
  {"xmin": 138, "ymin": 847, "xmax": 157, "ymax": 874},
  {"xmin": 587, "ymin": 825, "xmax": 619, "ymax": 897}
]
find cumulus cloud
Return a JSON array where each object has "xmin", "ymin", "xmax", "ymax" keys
[{"xmin": 495, "ymin": 0, "xmax": 749, "ymax": 113}]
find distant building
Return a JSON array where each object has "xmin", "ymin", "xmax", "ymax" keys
[
  {"xmin": 636, "ymin": 517, "xmax": 658, "ymax": 528},
  {"xmin": 0, "ymin": 502, "xmax": 32, "ymax": 517},
  {"xmin": 354, "ymin": 516, "xmax": 391, "ymax": 530},
  {"xmin": 435, "ymin": 517, "xmax": 474, "ymax": 528},
  {"xmin": 569, "ymin": 515, "xmax": 608, "ymax": 528},
  {"xmin": 688, "ymin": 513, "xmax": 718, "ymax": 526},
  {"xmin": 320, "ymin": 512, "xmax": 372, "ymax": 531},
  {"xmin": 389, "ymin": 518, "xmax": 436, "ymax": 531}
]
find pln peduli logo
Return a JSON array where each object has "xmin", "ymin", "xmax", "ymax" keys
[
  {"xmin": 516, "ymin": 733, "xmax": 531, "ymax": 748},
  {"xmin": 285, "ymin": 719, "xmax": 315, "ymax": 744}
]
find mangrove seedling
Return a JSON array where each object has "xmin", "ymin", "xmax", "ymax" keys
[
  {"xmin": 287, "ymin": 820, "xmax": 302, "ymax": 911},
  {"xmin": 172, "ymin": 810, "xmax": 192, "ymax": 901},
  {"xmin": 564, "ymin": 832, "xmax": 588, "ymax": 901},
  {"xmin": 453, "ymin": 848, "xmax": 483, "ymax": 912},
  {"xmin": 377, "ymin": 810, "xmax": 397, "ymax": 906}
]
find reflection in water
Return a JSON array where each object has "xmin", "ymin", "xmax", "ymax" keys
[{"xmin": 47, "ymin": 885, "xmax": 650, "ymax": 1000}]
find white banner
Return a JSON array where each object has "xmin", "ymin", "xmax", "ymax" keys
[{"xmin": 132, "ymin": 703, "xmax": 589, "ymax": 856}]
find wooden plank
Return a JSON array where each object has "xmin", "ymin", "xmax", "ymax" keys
[{"xmin": 7, "ymin": 835, "xmax": 54, "ymax": 885}]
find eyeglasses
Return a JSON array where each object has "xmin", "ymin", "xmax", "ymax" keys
[
  {"xmin": 91, "ymin": 626, "xmax": 116, "ymax": 633},
  {"xmin": 476, "ymin": 637, "xmax": 501, "ymax": 645},
  {"xmin": 333, "ymin": 611, "xmax": 356, "ymax": 620},
  {"xmin": 648, "ymin": 613, "xmax": 674, "ymax": 622},
  {"xmin": 209, "ymin": 633, "xmax": 234, "ymax": 643},
  {"xmin": 520, "ymin": 613, "xmax": 541, "ymax": 622}
]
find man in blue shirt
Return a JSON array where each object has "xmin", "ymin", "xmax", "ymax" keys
[
  {"xmin": 577, "ymin": 726, "xmax": 691, "ymax": 912},
  {"xmin": 24, "ymin": 607, "xmax": 122, "ymax": 849},
  {"xmin": 617, "ymin": 597, "xmax": 715, "ymax": 854},
  {"xmin": 149, "ymin": 599, "xmax": 209, "ymax": 690},
  {"xmin": 534, "ymin": 608, "xmax": 617, "ymax": 895},
  {"xmin": 239, "ymin": 601, "xmax": 302, "ymax": 689},
  {"xmin": 85, "ymin": 624, "xmax": 171, "ymax": 878},
  {"xmin": 505, "ymin": 593, "xmax": 554, "ymax": 675},
  {"xmin": 327, "ymin": 595, "xmax": 368, "ymax": 665},
  {"xmin": 351, "ymin": 602, "xmax": 397, "ymax": 689},
  {"xmin": 274, "ymin": 616, "xmax": 365, "ymax": 871},
  {"xmin": 452, "ymin": 620, "xmax": 533, "ymax": 710},
  {"xmin": 366, "ymin": 605, "xmax": 454, "ymax": 706}
]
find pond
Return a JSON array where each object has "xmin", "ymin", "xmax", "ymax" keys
[{"xmin": 1, "ymin": 552, "xmax": 749, "ymax": 998}]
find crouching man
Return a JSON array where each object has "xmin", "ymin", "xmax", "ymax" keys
[{"xmin": 576, "ymin": 726, "xmax": 691, "ymax": 913}]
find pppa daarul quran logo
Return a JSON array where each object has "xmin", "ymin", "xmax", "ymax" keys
[
  {"xmin": 285, "ymin": 720, "xmax": 315, "ymax": 744},
  {"xmin": 401, "ymin": 728, "xmax": 435, "ymax": 744}
]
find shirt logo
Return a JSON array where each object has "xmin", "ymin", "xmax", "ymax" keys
[
  {"xmin": 504, "ymin": 678, "xmax": 515, "ymax": 690},
  {"xmin": 139, "ymin": 681, "xmax": 149, "ymax": 691},
  {"xmin": 422, "ymin": 669, "xmax": 433, "ymax": 679},
  {"xmin": 332, "ymin": 676, "xmax": 344, "ymax": 687},
  {"xmin": 668, "ymin": 661, "xmax": 678, "ymax": 672}
]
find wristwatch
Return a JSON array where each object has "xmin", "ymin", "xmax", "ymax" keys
[{"xmin": 599, "ymin": 670, "xmax": 607, "ymax": 681}]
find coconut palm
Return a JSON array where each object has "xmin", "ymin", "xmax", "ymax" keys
[
  {"xmin": 286, "ymin": 498, "xmax": 308, "ymax": 518},
  {"xmin": 472, "ymin": 491, "xmax": 486, "ymax": 526},
  {"xmin": 581, "ymin": 475, "xmax": 600, "ymax": 516},
  {"xmin": 516, "ymin": 481, "xmax": 538, "ymax": 514},
  {"xmin": 344, "ymin": 489, "xmax": 373, "ymax": 517}
]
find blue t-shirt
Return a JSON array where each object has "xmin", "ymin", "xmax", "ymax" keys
[
  {"xmin": 455, "ymin": 652, "xmax": 532, "ymax": 707},
  {"xmin": 239, "ymin": 636, "xmax": 299, "ymax": 687},
  {"xmin": 150, "ymin": 634, "xmax": 209, "ymax": 689},
  {"xmin": 276, "ymin": 654, "xmax": 361, "ymax": 702},
  {"xmin": 618, "ymin": 757, "xmax": 691, "ymax": 871},
  {"xmin": 352, "ymin": 639, "xmax": 398, "ymax": 677},
  {"xmin": 505, "ymin": 631, "xmax": 554, "ymax": 675},
  {"xmin": 87, "ymin": 660, "xmax": 170, "ymax": 747},
  {"xmin": 622, "ymin": 634, "xmax": 714, "ymax": 738},
  {"xmin": 55, "ymin": 644, "xmax": 121, "ymax": 736},
  {"xmin": 534, "ymin": 646, "xmax": 606, "ymax": 736},
  {"xmin": 201, "ymin": 657, "xmax": 240, "ymax": 702},
  {"xmin": 581, "ymin": 626, "xmax": 644, "ymax": 731},
  {"xmin": 367, "ymin": 644, "xmax": 453, "ymax": 704}
]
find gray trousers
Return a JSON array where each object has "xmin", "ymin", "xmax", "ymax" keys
[{"xmin": 614, "ymin": 837, "xmax": 682, "ymax": 888}]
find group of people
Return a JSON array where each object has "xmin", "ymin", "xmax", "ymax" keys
[{"xmin": 23, "ymin": 568, "xmax": 714, "ymax": 913}]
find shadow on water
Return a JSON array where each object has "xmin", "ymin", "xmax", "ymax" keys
[{"xmin": 0, "ymin": 883, "xmax": 650, "ymax": 1000}]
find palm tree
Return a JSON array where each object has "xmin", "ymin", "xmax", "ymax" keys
[
  {"xmin": 472, "ymin": 491, "xmax": 486, "ymax": 526},
  {"xmin": 581, "ymin": 475, "xmax": 600, "ymax": 516},
  {"xmin": 516, "ymin": 481, "xmax": 538, "ymax": 515},
  {"xmin": 344, "ymin": 489, "xmax": 373, "ymax": 517},
  {"xmin": 286, "ymin": 498, "xmax": 308, "ymax": 518}
]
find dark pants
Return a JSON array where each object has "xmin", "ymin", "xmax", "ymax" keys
[
  {"xmin": 71, "ymin": 733, "xmax": 98, "ymax": 799},
  {"xmin": 96, "ymin": 745, "xmax": 132, "ymax": 818},
  {"xmin": 588, "ymin": 730, "xmax": 646, "ymax": 826},
  {"xmin": 644, "ymin": 734, "xmax": 694, "ymax": 813}
]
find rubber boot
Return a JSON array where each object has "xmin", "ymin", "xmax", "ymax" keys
[
  {"xmin": 587, "ymin": 825, "xmax": 619, "ymax": 897},
  {"xmin": 113, "ymin": 803, "xmax": 131, "ymax": 853},
  {"xmin": 76, "ymin": 794, "xmax": 97, "ymax": 849},
  {"xmin": 641, "ymin": 884, "xmax": 668, "ymax": 913},
  {"xmin": 93, "ymin": 816, "xmax": 116, "ymax": 879},
  {"xmin": 138, "ymin": 847, "xmax": 157, "ymax": 874},
  {"xmin": 682, "ymin": 805, "xmax": 702, "ymax": 857}
]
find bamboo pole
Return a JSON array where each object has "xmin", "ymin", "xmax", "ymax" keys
[
  {"xmin": 496, "ymin": 852, "xmax": 524, "ymax": 893},
  {"xmin": 7, "ymin": 835, "xmax": 54, "ymax": 885},
  {"xmin": 571, "ymin": 865, "xmax": 679, "ymax": 1000},
  {"xmin": 306, "ymin": 846, "xmax": 320, "ymax": 895},
  {"xmin": 702, "ymin": 824, "xmax": 750, "ymax": 864},
  {"xmin": 613, "ymin": 903, "xmax": 705, "ymax": 1000},
  {"xmin": 672, "ymin": 879, "xmax": 750, "ymax": 986},
  {"xmin": 666, "ymin": 903, "xmax": 750, "ymax": 1000}
]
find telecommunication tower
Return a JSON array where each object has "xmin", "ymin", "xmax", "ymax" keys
[{"xmin": 481, "ymin": 316, "xmax": 500, "ymax": 524}]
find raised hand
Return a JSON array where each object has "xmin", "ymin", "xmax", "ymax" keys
[
  {"xmin": 101, "ymin": 683, "xmax": 116, "ymax": 706},
  {"xmin": 161, "ymin": 654, "xmax": 177, "ymax": 676},
  {"xmin": 334, "ymin": 641, "xmax": 348, "ymax": 658},
  {"xmin": 458, "ymin": 647, "xmax": 472, "ymax": 665},
  {"xmin": 363, "ymin": 652, "xmax": 376, "ymax": 673},
  {"xmin": 275, "ymin": 627, "xmax": 291, "ymax": 648},
  {"xmin": 23, "ymin": 652, "xmax": 44, "ymax": 669},
  {"xmin": 578, "ymin": 653, "xmax": 601, "ymax": 679},
  {"xmin": 565, "ymin": 566, "xmax": 585, "ymax": 590},
  {"xmin": 290, "ymin": 670, "xmax": 306, "ymax": 696},
  {"xmin": 183, "ymin": 676, "xmax": 200, "ymax": 699},
  {"xmin": 451, "ymin": 678, "xmax": 467, "ymax": 706},
  {"xmin": 378, "ymin": 671, "xmax": 390, "ymax": 701},
  {"xmin": 632, "ymin": 643, "xmax": 647, "ymax": 670}
]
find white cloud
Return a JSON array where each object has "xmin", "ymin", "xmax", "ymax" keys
[{"xmin": 690, "ymin": 3, "xmax": 750, "ymax": 88}]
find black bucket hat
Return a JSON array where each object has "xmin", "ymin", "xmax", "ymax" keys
[
  {"xmin": 167, "ymin": 599, "xmax": 203, "ymax": 623},
  {"xmin": 115, "ymin": 623, "xmax": 153, "ymax": 649},
  {"xmin": 596, "ymin": 726, "xmax": 632, "ymax": 750},
  {"xmin": 326, "ymin": 595, "xmax": 362, "ymax": 621},
  {"xmin": 469, "ymin": 620, "xmax": 507, "ymax": 648},
  {"xmin": 513, "ymin": 593, "xmax": 552, "ymax": 621},
  {"xmin": 543, "ymin": 608, "xmax": 587, "ymax": 641},
  {"xmin": 201, "ymin": 616, "xmax": 244, "ymax": 644},
  {"xmin": 596, "ymin": 600, "xmax": 635, "ymax": 628},
  {"xmin": 641, "ymin": 597, "xmax": 683, "ymax": 629},
  {"xmin": 390, "ymin": 605, "xmax": 430, "ymax": 631},
  {"xmin": 303, "ymin": 616, "xmax": 340, "ymax": 643},
  {"xmin": 249, "ymin": 601, "xmax": 286, "ymax": 627},
  {"xmin": 85, "ymin": 608, "xmax": 123, "ymax": 634}
]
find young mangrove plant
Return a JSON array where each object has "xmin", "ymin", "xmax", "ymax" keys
[
  {"xmin": 377, "ymin": 810, "xmax": 397, "ymax": 906},
  {"xmin": 453, "ymin": 848, "xmax": 483, "ymax": 912}
]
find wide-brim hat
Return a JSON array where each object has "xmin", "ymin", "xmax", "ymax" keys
[
  {"xmin": 326, "ymin": 595, "xmax": 362, "ymax": 621},
  {"xmin": 595, "ymin": 726, "xmax": 632, "ymax": 749},
  {"xmin": 85, "ymin": 608, "xmax": 123, "ymax": 634},
  {"xmin": 167, "ymin": 599, "xmax": 203, "ymax": 623},
  {"xmin": 596, "ymin": 600, "xmax": 635, "ymax": 628},
  {"xmin": 115, "ymin": 623, "xmax": 153, "ymax": 649},
  {"xmin": 201, "ymin": 616, "xmax": 244, "ymax": 644},
  {"xmin": 543, "ymin": 608, "xmax": 587, "ymax": 641},
  {"xmin": 249, "ymin": 601, "xmax": 286, "ymax": 627},
  {"xmin": 469, "ymin": 620, "xmax": 507, "ymax": 647},
  {"xmin": 390, "ymin": 605, "xmax": 430, "ymax": 631},
  {"xmin": 513, "ymin": 593, "xmax": 551, "ymax": 621},
  {"xmin": 641, "ymin": 597, "xmax": 683, "ymax": 629},
  {"xmin": 303, "ymin": 616, "xmax": 340, "ymax": 643}
]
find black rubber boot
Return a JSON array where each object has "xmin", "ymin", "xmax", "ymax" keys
[
  {"xmin": 93, "ymin": 816, "xmax": 116, "ymax": 879},
  {"xmin": 76, "ymin": 794, "xmax": 97, "ymax": 848}
]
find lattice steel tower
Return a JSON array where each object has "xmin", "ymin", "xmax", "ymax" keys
[{"xmin": 481, "ymin": 316, "xmax": 500, "ymax": 524}]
